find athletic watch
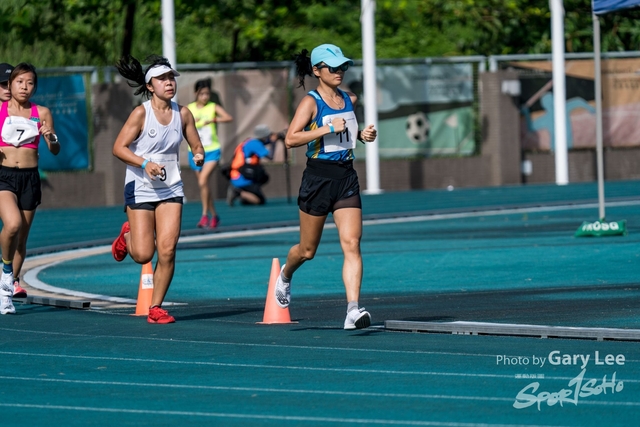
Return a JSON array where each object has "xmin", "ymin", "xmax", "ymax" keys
[{"xmin": 48, "ymin": 133, "xmax": 59, "ymax": 144}]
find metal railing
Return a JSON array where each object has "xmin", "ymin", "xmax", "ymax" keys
[{"xmin": 488, "ymin": 50, "xmax": 640, "ymax": 71}]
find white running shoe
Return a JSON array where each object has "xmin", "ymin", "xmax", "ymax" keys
[
  {"xmin": 274, "ymin": 265, "xmax": 291, "ymax": 308},
  {"xmin": 344, "ymin": 307, "xmax": 371, "ymax": 330},
  {"xmin": 1, "ymin": 296, "xmax": 15, "ymax": 315},
  {"xmin": 0, "ymin": 272, "xmax": 14, "ymax": 296}
]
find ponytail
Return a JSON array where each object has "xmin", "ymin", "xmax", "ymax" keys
[
  {"xmin": 115, "ymin": 55, "xmax": 147, "ymax": 97},
  {"xmin": 115, "ymin": 54, "xmax": 174, "ymax": 99},
  {"xmin": 293, "ymin": 49, "xmax": 313, "ymax": 89}
]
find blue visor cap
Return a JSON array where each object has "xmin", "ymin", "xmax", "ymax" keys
[{"xmin": 310, "ymin": 44, "xmax": 354, "ymax": 67}]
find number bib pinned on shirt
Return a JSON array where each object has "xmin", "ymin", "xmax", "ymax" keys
[
  {"xmin": 143, "ymin": 154, "xmax": 181, "ymax": 189},
  {"xmin": 1, "ymin": 116, "xmax": 39, "ymax": 147},
  {"xmin": 322, "ymin": 112, "xmax": 358, "ymax": 153},
  {"xmin": 197, "ymin": 125, "xmax": 213, "ymax": 147}
]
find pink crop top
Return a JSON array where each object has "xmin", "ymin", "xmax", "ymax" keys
[{"xmin": 0, "ymin": 101, "xmax": 41, "ymax": 149}]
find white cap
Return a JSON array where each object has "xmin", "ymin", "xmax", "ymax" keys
[{"xmin": 145, "ymin": 65, "xmax": 180, "ymax": 83}]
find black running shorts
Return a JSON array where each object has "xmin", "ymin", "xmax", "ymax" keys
[
  {"xmin": 0, "ymin": 166, "xmax": 42, "ymax": 210},
  {"xmin": 125, "ymin": 196, "xmax": 183, "ymax": 212},
  {"xmin": 298, "ymin": 158, "xmax": 361, "ymax": 216}
]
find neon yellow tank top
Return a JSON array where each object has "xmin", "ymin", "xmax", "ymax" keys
[{"xmin": 187, "ymin": 101, "xmax": 220, "ymax": 152}]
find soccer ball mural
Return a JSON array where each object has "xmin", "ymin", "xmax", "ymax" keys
[{"xmin": 406, "ymin": 112, "xmax": 430, "ymax": 144}]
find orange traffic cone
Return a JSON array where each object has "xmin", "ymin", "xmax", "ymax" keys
[
  {"xmin": 257, "ymin": 258, "xmax": 297, "ymax": 324},
  {"xmin": 133, "ymin": 262, "xmax": 154, "ymax": 316}
]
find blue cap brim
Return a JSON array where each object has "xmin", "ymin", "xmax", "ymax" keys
[{"xmin": 323, "ymin": 58, "xmax": 354, "ymax": 67}]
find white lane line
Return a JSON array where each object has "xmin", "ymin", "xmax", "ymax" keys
[
  {"xmin": 2, "ymin": 375, "xmax": 638, "ymax": 408},
  {"xmin": 0, "ymin": 403, "xmax": 576, "ymax": 426},
  {"xmin": 0, "ymin": 350, "xmax": 519, "ymax": 378},
  {"xmin": 0, "ymin": 375, "xmax": 512, "ymax": 402},
  {"xmin": 1, "ymin": 351, "xmax": 638, "ymax": 385},
  {"xmin": 24, "ymin": 199, "xmax": 640, "ymax": 304},
  {"xmin": 0, "ymin": 326, "xmax": 494, "ymax": 358},
  {"xmin": 23, "ymin": 259, "xmax": 185, "ymax": 306},
  {"xmin": 361, "ymin": 199, "xmax": 640, "ymax": 227},
  {"xmin": 22, "ymin": 228, "xmax": 303, "ymax": 303},
  {"xmin": 25, "ymin": 259, "xmax": 138, "ymax": 304},
  {"xmin": 0, "ymin": 328, "xmax": 638, "ymax": 365}
]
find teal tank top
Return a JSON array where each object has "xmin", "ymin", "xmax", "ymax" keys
[{"xmin": 305, "ymin": 89, "xmax": 358, "ymax": 161}]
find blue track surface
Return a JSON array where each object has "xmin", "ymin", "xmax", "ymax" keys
[{"xmin": 2, "ymin": 180, "xmax": 640, "ymax": 426}]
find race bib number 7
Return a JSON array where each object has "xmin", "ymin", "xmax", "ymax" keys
[
  {"xmin": 322, "ymin": 112, "xmax": 358, "ymax": 153},
  {"xmin": 1, "ymin": 116, "xmax": 39, "ymax": 147}
]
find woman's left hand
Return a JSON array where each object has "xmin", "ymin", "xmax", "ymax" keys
[
  {"xmin": 360, "ymin": 124, "xmax": 377, "ymax": 142},
  {"xmin": 193, "ymin": 153, "xmax": 204, "ymax": 166}
]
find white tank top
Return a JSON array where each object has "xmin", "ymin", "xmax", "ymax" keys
[{"xmin": 124, "ymin": 100, "xmax": 185, "ymax": 204}]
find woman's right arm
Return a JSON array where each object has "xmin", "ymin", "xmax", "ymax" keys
[
  {"xmin": 285, "ymin": 96, "xmax": 345, "ymax": 149},
  {"xmin": 112, "ymin": 106, "xmax": 146, "ymax": 167}
]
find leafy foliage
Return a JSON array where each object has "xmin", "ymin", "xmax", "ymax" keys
[{"xmin": 1, "ymin": 0, "xmax": 639, "ymax": 67}]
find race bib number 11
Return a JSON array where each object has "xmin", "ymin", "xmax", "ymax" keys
[{"xmin": 322, "ymin": 112, "xmax": 358, "ymax": 153}]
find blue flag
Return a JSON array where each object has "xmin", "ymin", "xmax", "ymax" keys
[{"xmin": 593, "ymin": 0, "xmax": 640, "ymax": 14}]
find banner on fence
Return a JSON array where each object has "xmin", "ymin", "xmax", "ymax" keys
[
  {"xmin": 342, "ymin": 63, "xmax": 476, "ymax": 159},
  {"xmin": 31, "ymin": 74, "xmax": 89, "ymax": 170},
  {"xmin": 516, "ymin": 58, "xmax": 640, "ymax": 151}
]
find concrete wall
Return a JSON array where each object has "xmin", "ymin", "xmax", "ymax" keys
[{"xmin": 524, "ymin": 149, "xmax": 640, "ymax": 184}]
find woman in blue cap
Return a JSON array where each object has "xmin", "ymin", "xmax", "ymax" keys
[{"xmin": 275, "ymin": 44, "xmax": 377, "ymax": 329}]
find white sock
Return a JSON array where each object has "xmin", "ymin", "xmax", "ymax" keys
[{"xmin": 280, "ymin": 265, "xmax": 290, "ymax": 282}]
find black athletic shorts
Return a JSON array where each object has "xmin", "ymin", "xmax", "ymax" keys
[
  {"xmin": 0, "ymin": 166, "xmax": 42, "ymax": 210},
  {"xmin": 298, "ymin": 158, "xmax": 361, "ymax": 216},
  {"xmin": 125, "ymin": 196, "xmax": 183, "ymax": 212}
]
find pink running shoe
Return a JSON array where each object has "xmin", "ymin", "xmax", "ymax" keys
[
  {"xmin": 111, "ymin": 221, "xmax": 130, "ymax": 262},
  {"xmin": 13, "ymin": 280, "xmax": 27, "ymax": 298},
  {"xmin": 209, "ymin": 215, "xmax": 220, "ymax": 229},
  {"xmin": 196, "ymin": 215, "xmax": 209, "ymax": 228},
  {"xmin": 147, "ymin": 306, "xmax": 175, "ymax": 324}
]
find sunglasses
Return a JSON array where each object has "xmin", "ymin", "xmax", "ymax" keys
[
  {"xmin": 316, "ymin": 63, "xmax": 350, "ymax": 73},
  {"xmin": 0, "ymin": 82, "xmax": 8, "ymax": 89}
]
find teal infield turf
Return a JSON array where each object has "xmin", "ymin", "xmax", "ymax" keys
[{"xmin": 1, "ymin": 181, "xmax": 640, "ymax": 426}]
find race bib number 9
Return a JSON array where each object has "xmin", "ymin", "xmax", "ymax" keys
[
  {"xmin": 1, "ymin": 116, "xmax": 39, "ymax": 147},
  {"xmin": 322, "ymin": 112, "xmax": 358, "ymax": 153},
  {"xmin": 143, "ymin": 154, "xmax": 182, "ymax": 189}
]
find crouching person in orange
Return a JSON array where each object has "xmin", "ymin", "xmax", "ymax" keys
[{"xmin": 226, "ymin": 124, "xmax": 274, "ymax": 206}]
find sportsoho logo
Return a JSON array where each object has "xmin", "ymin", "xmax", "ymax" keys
[{"xmin": 496, "ymin": 350, "xmax": 626, "ymax": 411}]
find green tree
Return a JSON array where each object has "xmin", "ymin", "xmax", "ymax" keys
[{"xmin": 2, "ymin": 0, "xmax": 640, "ymax": 67}]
